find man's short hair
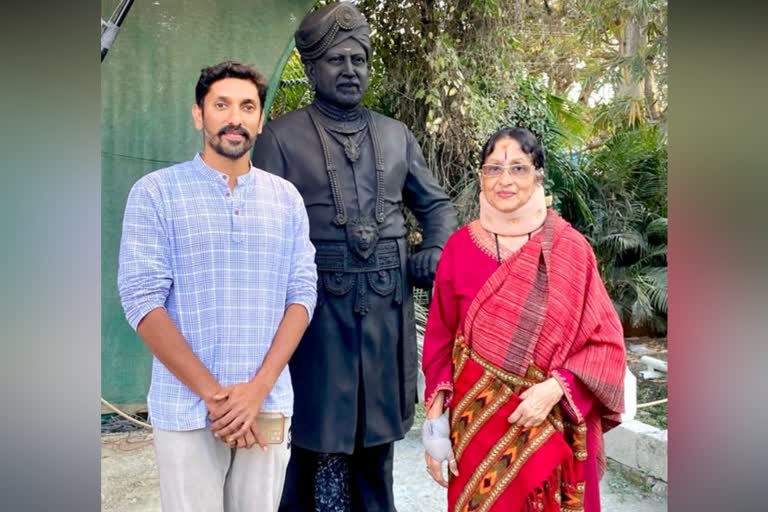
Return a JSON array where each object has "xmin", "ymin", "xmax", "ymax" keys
[{"xmin": 195, "ymin": 61, "xmax": 268, "ymax": 109}]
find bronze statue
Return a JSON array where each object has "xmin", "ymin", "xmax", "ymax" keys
[{"xmin": 251, "ymin": 3, "xmax": 458, "ymax": 510}]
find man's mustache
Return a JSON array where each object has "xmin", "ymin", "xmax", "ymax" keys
[{"xmin": 218, "ymin": 126, "xmax": 250, "ymax": 139}]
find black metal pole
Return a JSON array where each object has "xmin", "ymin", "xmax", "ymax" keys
[{"xmin": 101, "ymin": 0, "xmax": 136, "ymax": 62}]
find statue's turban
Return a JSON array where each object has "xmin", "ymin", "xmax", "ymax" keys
[{"xmin": 295, "ymin": 2, "xmax": 371, "ymax": 62}]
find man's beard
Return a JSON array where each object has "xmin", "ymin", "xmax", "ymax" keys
[{"xmin": 207, "ymin": 126, "xmax": 254, "ymax": 159}]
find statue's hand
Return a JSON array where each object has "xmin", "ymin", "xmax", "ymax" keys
[{"xmin": 408, "ymin": 247, "xmax": 441, "ymax": 288}]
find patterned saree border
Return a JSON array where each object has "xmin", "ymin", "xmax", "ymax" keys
[
  {"xmin": 454, "ymin": 383, "xmax": 513, "ymax": 460},
  {"xmin": 558, "ymin": 478, "xmax": 586, "ymax": 512},
  {"xmin": 454, "ymin": 426, "xmax": 523, "ymax": 512},
  {"xmin": 453, "ymin": 337, "xmax": 544, "ymax": 390},
  {"xmin": 451, "ymin": 373, "xmax": 494, "ymax": 430},
  {"xmin": 452, "ymin": 338, "xmax": 471, "ymax": 382},
  {"xmin": 475, "ymin": 423, "xmax": 557, "ymax": 512},
  {"xmin": 549, "ymin": 412, "xmax": 565, "ymax": 432},
  {"xmin": 469, "ymin": 346, "xmax": 539, "ymax": 389},
  {"xmin": 563, "ymin": 420, "xmax": 588, "ymax": 462}
]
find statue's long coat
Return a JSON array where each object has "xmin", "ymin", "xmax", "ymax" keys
[{"xmin": 252, "ymin": 106, "xmax": 457, "ymax": 453}]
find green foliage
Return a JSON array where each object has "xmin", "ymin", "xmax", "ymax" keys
[
  {"xmin": 576, "ymin": 125, "xmax": 668, "ymax": 332},
  {"xmin": 268, "ymin": 50, "xmax": 312, "ymax": 120}
]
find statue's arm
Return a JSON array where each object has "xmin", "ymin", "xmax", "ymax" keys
[
  {"xmin": 251, "ymin": 125, "xmax": 287, "ymax": 178},
  {"xmin": 402, "ymin": 127, "xmax": 458, "ymax": 250}
]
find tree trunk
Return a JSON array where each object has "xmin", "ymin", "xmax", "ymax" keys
[
  {"xmin": 578, "ymin": 78, "xmax": 595, "ymax": 106},
  {"xmin": 620, "ymin": 16, "xmax": 645, "ymax": 125},
  {"xmin": 644, "ymin": 55, "xmax": 660, "ymax": 121}
]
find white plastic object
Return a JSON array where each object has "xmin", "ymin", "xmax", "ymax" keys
[{"xmin": 621, "ymin": 366, "xmax": 637, "ymax": 423}]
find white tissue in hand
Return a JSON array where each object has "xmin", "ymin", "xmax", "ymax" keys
[{"xmin": 422, "ymin": 414, "xmax": 453, "ymax": 462}]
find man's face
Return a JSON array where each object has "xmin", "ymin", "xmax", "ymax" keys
[
  {"xmin": 192, "ymin": 77, "xmax": 264, "ymax": 159},
  {"xmin": 308, "ymin": 38, "xmax": 369, "ymax": 108}
]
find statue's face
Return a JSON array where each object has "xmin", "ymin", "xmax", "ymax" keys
[{"xmin": 309, "ymin": 38, "xmax": 369, "ymax": 108}]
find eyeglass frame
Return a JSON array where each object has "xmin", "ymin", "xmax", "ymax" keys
[{"xmin": 478, "ymin": 162, "xmax": 544, "ymax": 181}]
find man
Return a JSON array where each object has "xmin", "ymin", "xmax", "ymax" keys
[
  {"xmin": 118, "ymin": 61, "xmax": 317, "ymax": 512},
  {"xmin": 251, "ymin": 3, "xmax": 458, "ymax": 511}
]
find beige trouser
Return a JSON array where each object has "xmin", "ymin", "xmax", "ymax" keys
[{"xmin": 152, "ymin": 419, "xmax": 291, "ymax": 512}]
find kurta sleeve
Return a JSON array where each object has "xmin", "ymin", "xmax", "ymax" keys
[
  {"xmin": 285, "ymin": 185, "xmax": 318, "ymax": 320},
  {"xmin": 401, "ymin": 126, "xmax": 458, "ymax": 250},
  {"xmin": 421, "ymin": 236, "xmax": 460, "ymax": 411},
  {"xmin": 117, "ymin": 176, "xmax": 172, "ymax": 330},
  {"xmin": 550, "ymin": 368, "xmax": 596, "ymax": 424}
]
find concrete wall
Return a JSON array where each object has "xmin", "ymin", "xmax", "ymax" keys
[{"xmin": 604, "ymin": 420, "xmax": 668, "ymax": 483}]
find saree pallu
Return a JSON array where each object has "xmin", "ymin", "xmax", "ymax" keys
[
  {"xmin": 448, "ymin": 337, "xmax": 587, "ymax": 512},
  {"xmin": 422, "ymin": 212, "xmax": 625, "ymax": 512}
]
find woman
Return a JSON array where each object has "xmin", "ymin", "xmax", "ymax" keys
[{"xmin": 421, "ymin": 127, "xmax": 626, "ymax": 512}]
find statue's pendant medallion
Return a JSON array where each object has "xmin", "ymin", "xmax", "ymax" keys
[
  {"xmin": 345, "ymin": 217, "xmax": 380, "ymax": 260},
  {"xmin": 344, "ymin": 138, "xmax": 361, "ymax": 162}
]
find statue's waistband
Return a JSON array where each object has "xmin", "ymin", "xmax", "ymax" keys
[{"xmin": 314, "ymin": 239, "xmax": 400, "ymax": 273}]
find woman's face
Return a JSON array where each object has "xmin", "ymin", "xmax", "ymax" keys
[{"xmin": 480, "ymin": 137, "xmax": 538, "ymax": 214}]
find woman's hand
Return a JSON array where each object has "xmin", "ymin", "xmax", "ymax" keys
[
  {"xmin": 425, "ymin": 445, "xmax": 458, "ymax": 488},
  {"xmin": 507, "ymin": 378, "xmax": 564, "ymax": 428},
  {"xmin": 423, "ymin": 392, "xmax": 459, "ymax": 487}
]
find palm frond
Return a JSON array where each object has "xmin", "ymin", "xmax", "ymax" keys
[
  {"xmin": 598, "ymin": 229, "xmax": 647, "ymax": 255},
  {"xmin": 645, "ymin": 217, "xmax": 668, "ymax": 241},
  {"xmin": 643, "ymin": 266, "xmax": 667, "ymax": 313},
  {"xmin": 630, "ymin": 286, "xmax": 655, "ymax": 328}
]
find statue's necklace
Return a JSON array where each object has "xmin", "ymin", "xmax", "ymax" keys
[
  {"xmin": 325, "ymin": 128, "xmax": 367, "ymax": 163},
  {"xmin": 307, "ymin": 104, "xmax": 386, "ymax": 227}
]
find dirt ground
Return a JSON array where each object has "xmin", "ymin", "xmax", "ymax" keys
[
  {"xmin": 102, "ymin": 424, "xmax": 667, "ymax": 512},
  {"xmin": 102, "ymin": 338, "xmax": 668, "ymax": 510}
]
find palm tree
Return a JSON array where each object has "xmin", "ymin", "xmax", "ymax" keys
[{"xmin": 578, "ymin": 125, "xmax": 668, "ymax": 334}]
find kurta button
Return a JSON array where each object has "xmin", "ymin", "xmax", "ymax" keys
[
  {"xmin": 234, "ymin": 209, "xmax": 239, "ymax": 215},
  {"xmin": 225, "ymin": 192, "xmax": 231, "ymax": 197}
]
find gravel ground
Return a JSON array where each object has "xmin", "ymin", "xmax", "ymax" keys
[{"xmin": 102, "ymin": 423, "xmax": 666, "ymax": 512}]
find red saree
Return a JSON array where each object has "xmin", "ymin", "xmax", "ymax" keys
[{"xmin": 422, "ymin": 211, "xmax": 626, "ymax": 512}]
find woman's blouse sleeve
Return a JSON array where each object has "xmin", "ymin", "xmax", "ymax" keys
[{"xmin": 422, "ymin": 236, "xmax": 461, "ymax": 411}]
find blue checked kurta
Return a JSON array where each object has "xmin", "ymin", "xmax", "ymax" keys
[{"xmin": 118, "ymin": 154, "xmax": 317, "ymax": 431}]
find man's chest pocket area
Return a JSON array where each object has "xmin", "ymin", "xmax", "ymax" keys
[{"xmin": 171, "ymin": 209, "xmax": 231, "ymax": 251}]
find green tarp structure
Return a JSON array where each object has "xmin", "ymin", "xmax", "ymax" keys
[{"xmin": 101, "ymin": 0, "xmax": 316, "ymax": 409}]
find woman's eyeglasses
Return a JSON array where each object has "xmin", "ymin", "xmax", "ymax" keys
[{"xmin": 479, "ymin": 163, "xmax": 535, "ymax": 179}]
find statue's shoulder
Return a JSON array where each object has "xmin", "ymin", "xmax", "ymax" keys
[
  {"xmin": 367, "ymin": 110, "xmax": 412, "ymax": 143},
  {"xmin": 367, "ymin": 109, "xmax": 406, "ymax": 130},
  {"xmin": 262, "ymin": 107, "xmax": 312, "ymax": 136}
]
